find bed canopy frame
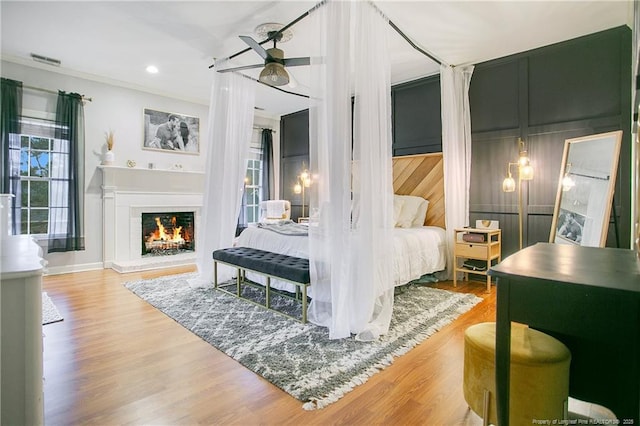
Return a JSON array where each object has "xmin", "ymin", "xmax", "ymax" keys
[
  {"xmin": 210, "ymin": 0, "xmax": 443, "ymax": 99},
  {"xmin": 198, "ymin": 0, "xmax": 473, "ymax": 341}
]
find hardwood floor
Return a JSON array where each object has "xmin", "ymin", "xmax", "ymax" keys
[{"xmin": 42, "ymin": 266, "xmax": 496, "ymax": 425}]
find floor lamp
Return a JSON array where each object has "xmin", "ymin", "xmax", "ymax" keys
[
  {"xmin": 293, "ymin": 168, "xmax": 311, "ymax": 218},
  {"xmin": 502, "ymin": 138, "xmax": 534, "ymax": 249}
]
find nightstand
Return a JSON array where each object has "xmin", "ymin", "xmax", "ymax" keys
[{"xmin": 453, "ymin": 228, "xmax": 501, "ymax": 292}]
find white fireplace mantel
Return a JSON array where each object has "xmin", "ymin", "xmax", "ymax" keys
[{"xmin": 100, "ymin": 166, "xmax": 205, "ymax": 272}]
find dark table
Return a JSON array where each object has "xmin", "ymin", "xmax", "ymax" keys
[{"xmin": 489, "ymin": 243, "xmax": 640, "ymax": 425}]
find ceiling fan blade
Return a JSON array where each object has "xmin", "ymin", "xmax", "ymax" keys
[
  {"xmin": 239, "ymin": 35, "xmax": 269, "ymax": 60},
  {"xmin": 283, "ymin": 57, "xmax": 310, "ymax": 67},
  {"xmin": 217, "ymin": 63, "xmax": 264, "ymax": 73}
]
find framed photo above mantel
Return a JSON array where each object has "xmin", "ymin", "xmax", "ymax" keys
[{"xmin": 143, "ymin": 108, "xmax": 199, "ymax": 155}]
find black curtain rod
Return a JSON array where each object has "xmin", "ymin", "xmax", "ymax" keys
[
  {"xmin": 236, "ymin": 72, "xmax": 308, "ymax": 98},
  {"xmin": 210, "ymin": 0, "xmax": 443, "ymax": 69},
  {"xmin": 388, "ymin": 19, "xmax": 442, "ymax": 65},
  {"xmin": 23, "ymin": 84, "xmax": 93, "ymax": 102},
  {"xmin": 209, "ymin": 0, "xmax": 441, "ymax": 96},
  {"xmin": 257, "ymin": 79, "xmax": 309, "ymax": 98},
  {"xmin": 209, "ymin": 0, "xmax": 325, "ymax": 69}
]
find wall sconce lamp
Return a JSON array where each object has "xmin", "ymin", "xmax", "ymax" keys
[
  {"xmin": 502, "ymin": 138, "xmax": 534, "ymax": 249},
  {"xmin": 293, "ymin": 168, "xmax": 312, "ymax": 218}
]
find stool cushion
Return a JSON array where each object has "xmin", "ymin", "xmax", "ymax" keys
[{"xmin": 464, "ymin": 322, "xmax": 571, "ymax": 424}]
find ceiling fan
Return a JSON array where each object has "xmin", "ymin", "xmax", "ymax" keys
[{"xmin": 217, "ymin": 30, "xmax": 310, "ymax": 87}]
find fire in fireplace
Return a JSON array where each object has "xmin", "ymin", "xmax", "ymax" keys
[{"xmin": 141, "ymin": 212, "xmax": 194, "ymax": 257}]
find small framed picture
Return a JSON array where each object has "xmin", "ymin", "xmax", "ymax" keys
[{"xmin": 143, "ymin": 108, "xmax": 199, "ymax": 155}]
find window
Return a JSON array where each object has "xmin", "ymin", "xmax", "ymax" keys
[
  {"xmin": 3, "ymin": 86, "xmax": 84, "ymax": 252},
  {"xmin": 12, "ymin": 117, "xmax": 62, "ymax": 235},
  {"xmin": 244, "ymin": 150, "xmax": 262, "ymax": 224}
]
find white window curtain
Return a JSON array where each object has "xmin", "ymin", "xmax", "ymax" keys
[
  {"xmin": 441, "ymin": 64, "xmax": 474, "ymax": 279},
  {"xmin": 193, "ymin": 69, "xmax": 256, "ymax": 286},
  {"xmin": 307, "ymin": 0, "xmax": 394, "ymax": 341}
]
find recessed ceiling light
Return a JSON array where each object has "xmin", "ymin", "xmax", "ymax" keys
[{"xmin": 146, "ymin": 65, "xmax": 159, "ymax": 74}]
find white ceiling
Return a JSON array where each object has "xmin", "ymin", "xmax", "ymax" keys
[{"xmin": 1, "ymin": 1, "xmax": 632, "ymax": 117}]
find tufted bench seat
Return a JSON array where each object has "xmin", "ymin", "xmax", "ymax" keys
[{"xmin": 212, "ymin": 247, "xmax": 310, "ymax": 323}]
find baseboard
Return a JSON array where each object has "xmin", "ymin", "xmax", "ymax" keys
[{"xmin": 44, "ymin": 262, "xmax": 104, "ymax": 276}]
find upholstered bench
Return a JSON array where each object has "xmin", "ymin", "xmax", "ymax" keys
[{"xmin": 212, "ymin": 247, "xmax": 310, "ymax": 323}]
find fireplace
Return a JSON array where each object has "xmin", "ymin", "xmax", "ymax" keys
[
  {"xmin": 101, "ymin": 166, "xmax": 205, "ymax": 272},
  {"xmin": 141, "ymin": 212, "xmax": 194, "ymax": 257}
]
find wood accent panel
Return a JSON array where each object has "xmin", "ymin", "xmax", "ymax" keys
[{"xmin": 393, "ymin": 153, "xmax": 445, "ymax": 228}]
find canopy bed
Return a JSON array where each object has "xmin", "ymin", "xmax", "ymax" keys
[
  {"xmin": 194, "ymin": 0, "xmax": 474, "ymax": 341},
  {"xmin": 235, "ymin": 153, "xmax": 447, "ymax": 293}
]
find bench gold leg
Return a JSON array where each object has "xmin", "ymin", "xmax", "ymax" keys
[
  {"xmin": 213, "ymin": 261, "xmax": 218, "ymax": 288},
  {"xmin": 266, "ymin": 277, "xmax": 271, "ymax": 309},
  {"xmin": 301, "ymin": 285, "xmax": 308, "ymax": 323}
]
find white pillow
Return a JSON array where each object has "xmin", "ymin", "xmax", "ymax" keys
[
  {"xmin": 395, "ymin": 195, "xmax": 429, "ymax": 228},
  {"xmin": 393, "ymin": 196, "xmax": 404, "ymax": 226},
  {"xmin": 412, "ymin": 198, "xmax": 429, "ymax": 227}
]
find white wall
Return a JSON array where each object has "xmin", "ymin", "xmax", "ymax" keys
[{"xmin": 1, "ymin": 60, "xmax": 280, "ymax": 274}]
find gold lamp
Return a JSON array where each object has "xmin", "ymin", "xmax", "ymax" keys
[
  {"xmin": 502, "ymin": 138, "xmax": 534, "ymax": 249},
  {"xmin": 293, "ymin": 168, "xmax": 312, "ymax": 218}
]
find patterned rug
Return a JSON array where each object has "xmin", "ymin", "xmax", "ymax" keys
[
  {"xmin": 124, "ymin": 273, "xmax": 482, "ymax": 410},
  {"xmin": 42, "ymin": 292, "xmax": 63, "ymax": 325}
]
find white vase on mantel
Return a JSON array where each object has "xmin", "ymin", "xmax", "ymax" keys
[{"xmin": 102, "ymin": 149, "xmax": 114, "ymax": 166}]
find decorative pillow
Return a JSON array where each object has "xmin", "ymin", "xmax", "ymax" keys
[
  {"xmin": 412, "ymin": 198, "xmax": 429, "ymax": 227},
  {"xmin": 395, "ymin": 195, "xmax": 419, "ymax": 228},
  {"xmin": 393, "ymin": 196, "xmax": 404, "ymax": 226},
  {"xmin": 395, "ymin": 195, "xmax": 429, "ymax": 228}
]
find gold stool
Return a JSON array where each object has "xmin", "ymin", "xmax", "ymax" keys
[{"xmin": 463, "ymin": 322, "xmax": 571, "ymax": 425}]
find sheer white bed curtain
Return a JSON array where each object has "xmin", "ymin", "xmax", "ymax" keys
[
  {"xmin": 193, "ymin": 69, "xmax": 256, "ymax": 286},
  {"xmin": 307, "ymin": 1, "xmax": 394, "ymax": 341},
  {"xmin": 192, "ymin": 0, "xmax": 473, "ymax": 339},
  {"xmin": 441, "ymin": 64, "xmax": 474, "ymax": 280}
]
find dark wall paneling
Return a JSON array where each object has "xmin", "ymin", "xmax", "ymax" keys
[
  {"xmin": 471, "ymin": 25, "xmax": 631, "ymax": 257},
  {"xmin": 469, "ymin": 136, "xmax": 521, "ymax": 213},
  {"xmin": 280, "ymin": 109, "xmax": 309, "ymax": 158},
  {"xmin": 392, "ymin": 75, "xmax": 442, "ymax": 155},
  {"xmin": 280, "ymin": 109, "xmax": 310, "ymax": 222},
  {"xmin": 278, "ymin": 27, "xmax": 631, "ymax": 255},
  {"xmin": 528, "ymin": 214, "xmax": 554, "ymax": 245},
  {"xmin": 527, "ymin": 30, "xmax": 623, "ymax": 127},
  {"xmin": 280, "ymin": 155, "xmax": 309, "ymax": 222},
  {"xmin": 469, "ymin": 59, "xmax": 520, "ymax": 134}
]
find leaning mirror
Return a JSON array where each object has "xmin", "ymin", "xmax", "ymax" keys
[{"xmin": 549, "ymin": 130, "xmax": 622, "ymax": 247}]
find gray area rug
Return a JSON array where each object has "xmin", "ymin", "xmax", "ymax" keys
[
  {"xmin": 124, "ymin": 273, "xmax": 482, "ymax": 409},
  {"xmin": 42, "ymin": 292, "xmax": 63, "ymax": 325}
]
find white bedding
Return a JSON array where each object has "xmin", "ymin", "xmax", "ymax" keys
[{"xmin": 235, "ymin": 224, "xmax": 447, "ymax": 293}]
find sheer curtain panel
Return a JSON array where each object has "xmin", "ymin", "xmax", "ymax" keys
[
  {"xmin": 308, "ymin": 0, "xmax": 394, "ymax": 341},
  {"xmin": 193, "ymin": 70, "xmax": 256, "ymax": 286},
  {"xmin": 49, "ymin": 91, "xmax": 85, "ymax": 252},
  {"xmin": 441, "ymin": 64, "xmax": 474, "ymax": 278}
]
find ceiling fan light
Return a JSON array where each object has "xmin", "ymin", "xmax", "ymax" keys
[{"xmin": 259, "ymin": 62, "xmax": 289, "ymax": 86}]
